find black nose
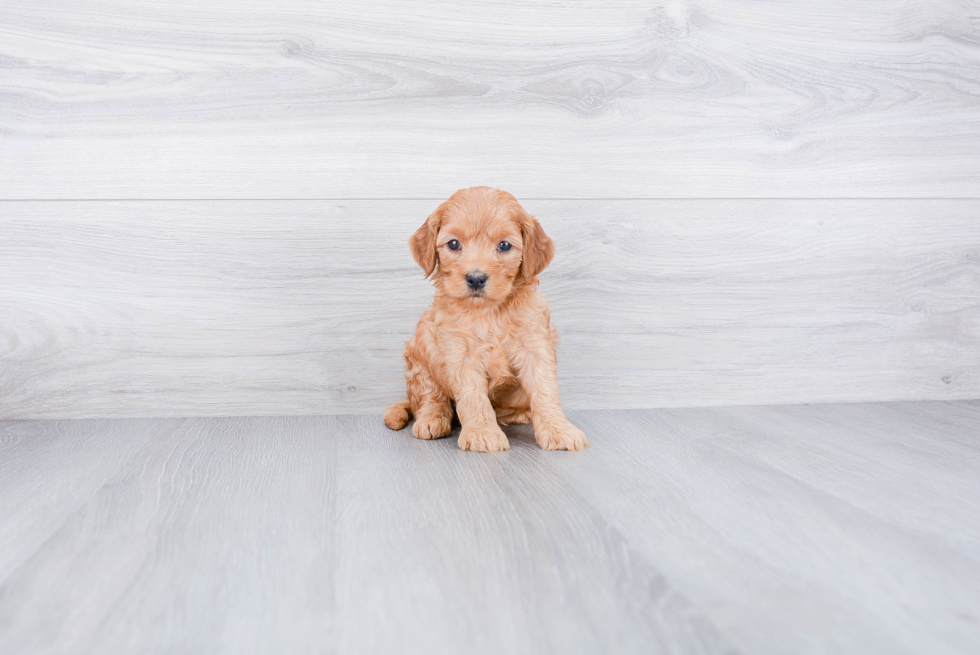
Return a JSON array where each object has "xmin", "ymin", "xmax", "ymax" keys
[{"xmin": 465, "ymin": 272, "xmax": 488, "ymax": 290}]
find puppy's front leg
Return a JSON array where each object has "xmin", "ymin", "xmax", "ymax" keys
[
  {"xmin": 514, "ymin": 341, "xmax": 589, "ymax": 451},
  {"xmin": 452, "ymin": 370, "xmax": 510, "ymax": 453}
]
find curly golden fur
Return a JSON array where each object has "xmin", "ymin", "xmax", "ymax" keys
[{"xmin": 384, "ymin": 186, "xmax": 589, "ymax": 452}]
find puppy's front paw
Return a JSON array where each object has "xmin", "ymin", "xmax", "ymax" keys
[
  {"xmin": 534, "ymin": 420, "xmax": 589, "ymax": 451},
  {"xmin": 458, "ymin": 424, "xmax": 510, "ymax": 452},
  {"xmin": 413, "ymin": 413, "xmax": 452, "ymax": 440}
]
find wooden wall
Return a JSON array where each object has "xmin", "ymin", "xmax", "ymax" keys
[{"xmin": 1, "ymin": 1, "xmax": 978, "ymax": 418}]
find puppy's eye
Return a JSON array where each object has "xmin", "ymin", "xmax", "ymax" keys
[
  {"xmin": 497, "ymin": 241, "xmax": 512, "ymax": 252},
  {"xmin": 447, "ymin": 239, "xmax": 460, "ymax": 251}
]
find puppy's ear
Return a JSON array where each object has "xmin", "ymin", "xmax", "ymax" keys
[
  {"xmin": 409, "ymin": 204, "xmax": 446, "ymax": 277},
  {"xmin": 517, "ymin": 208, "xmax": 555, "ymax": 282}
]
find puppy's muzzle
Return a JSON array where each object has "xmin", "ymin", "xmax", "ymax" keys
[{"xmin": 465, "ymin": 271, "xmax": 488, "ymax": 291}]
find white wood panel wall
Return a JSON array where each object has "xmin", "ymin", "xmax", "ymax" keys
[
  {"xmin": 1, "ymin": 200, "xmax": 977, "ymax": 419},
  {"xmin": 1, "ymin": 1, "xmax": 979, "ymax": 198},
  {"xmin": 2, "ymin": 2, "xmax": 978, "ymax": 418}
]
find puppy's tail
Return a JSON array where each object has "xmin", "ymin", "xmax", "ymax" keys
[{"xmin": 383, "ymin": 400, "xmax": 412, "ymax": 430}]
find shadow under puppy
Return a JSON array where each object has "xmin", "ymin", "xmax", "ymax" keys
[{"xmin": 384, "ymin": 186, "xmax": 589, "ymax": 452}]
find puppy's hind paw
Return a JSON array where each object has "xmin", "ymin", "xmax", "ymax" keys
[
  {"xmin": 509, "ymin": 410, "xmax": 533, "ymax": 425},
  {"xmin": 535, "ymin": 420, "xmax": 589, "ymax": 451},
  {"xmin": 458, "ymin": 424, "xmax": 510, "ymax": 453},
  {"xmin": 383, "ymin": 401, "xmax": 411, "ymax": 430},
  {"xmin": 496, "ymin": 409, "xmax": 532, "ymax": 425}
]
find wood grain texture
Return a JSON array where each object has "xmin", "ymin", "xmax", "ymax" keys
[
  {"xmin": 0, "ymin": 416, "xmax": 338, "ymax": 653},
  {"xmin": 0, "ymin": 413, "xmax": 733, "ymax": 655},
  {"xmin": 1, "ymin": 1, "xmax": 979, "ymax": 198},
  {"xmin": 1, "ymin": 401, "xmax": 979, "ymax": 653},
  {"xmin": 563, "ymin": 401, "xmax": 980, "ymax": 655},
  {"xmin": 2, "ymin": 199, "xmax": 978, "ymax": 419}
]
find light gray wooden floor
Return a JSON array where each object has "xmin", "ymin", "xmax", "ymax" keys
[{"xmin": 2, "ymin": 400, "xmax": 978, "ymax": 654}]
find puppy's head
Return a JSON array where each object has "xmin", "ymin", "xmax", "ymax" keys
[{"xmin": 410, "ymin": 187, "xmax": 554, "ymax": 305}]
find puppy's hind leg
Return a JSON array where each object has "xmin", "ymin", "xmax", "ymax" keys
[
  {"xmin": 497, "ymin": 408, "xmax": 532, "ymax": 425},
  {"xmin": 491, "ymin": 384, "xmax": 532, "ymax": 425},
  {"xmin": 384, "ymin": 400, "xmax": 412, "ymax": 430}
]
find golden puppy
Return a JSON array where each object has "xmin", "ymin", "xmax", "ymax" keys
[{"xmin": 384, "ymin": 186, "xmax": 589, "ymax": 452}]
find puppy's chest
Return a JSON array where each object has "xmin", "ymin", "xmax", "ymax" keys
[
  {"xmin": 483, "ymin": 340, "xmax": 517, "ymax": 388},
  {"xmin": 458, "ymin": 323, "xmax": 519, "ymax": 382}
]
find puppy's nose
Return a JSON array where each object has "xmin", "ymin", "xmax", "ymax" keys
[{"xmin": 465, "ymin": 271, "xmax": 488, "ymax": 290}]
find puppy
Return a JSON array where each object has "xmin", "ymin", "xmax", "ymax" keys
[{"xmin": 384, "ymin": 186, "xmax": 588, "ymax": 452}]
